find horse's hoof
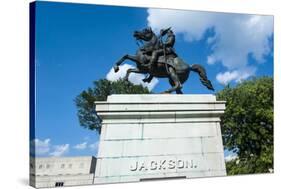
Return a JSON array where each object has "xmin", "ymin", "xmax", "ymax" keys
[
  {"xmin": 114, "ymin": 66, "xmax": 119, "ymax": 73},
  {"xmin": 160, "ymin": 91, "xmax": 171, "ymax": 94},
  {"xmin": 142, "ymin": 78, "xmax": 149, "ymax": 83}
]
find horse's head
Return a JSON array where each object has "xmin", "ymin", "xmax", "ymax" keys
[{"xmin": 133, "ymin": 27, "xmax": 154, "ymax": 42}]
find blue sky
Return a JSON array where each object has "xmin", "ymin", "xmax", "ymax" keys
[{"xmin": 32, "ymin": 1, "xmax": 273, "ymax": 158}]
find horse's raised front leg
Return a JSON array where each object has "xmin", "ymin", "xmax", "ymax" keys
[
  {"xmin": 114, "ymin": 54, "xmax": 138, "ymax": 73},
  {"xmin": 162, "ymin": 66, "xmax": 182, "ymax": 94},
  {"xmin": 124, "ymin": 68, "xmax": 144, "ymax": 81}
]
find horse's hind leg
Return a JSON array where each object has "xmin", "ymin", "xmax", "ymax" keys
[
  {"xmin": 168, "ymin": 78, "xmax": 183, "ymax": 94},
  {"xmin": 162, "ymin": 67, "xmax": 182, "ymax": 94},
  {"xmin": 176, "ymin": 88, "xmax": 183, "ymax": 94}
]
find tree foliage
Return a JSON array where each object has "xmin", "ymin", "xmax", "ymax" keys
[
  {"xmin": 216, "ymin": 77, "xmax": 273, "ymax": 174},
  {"xmin": 75, "ymin": 79, "xmax": 150, "ymax": 134}
]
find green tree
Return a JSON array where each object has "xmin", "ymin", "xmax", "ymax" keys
[
  {"xmin": 75, "ymin": 79, "xmax": 150, "ymax": 134},
  {"xmin": 216, "ymin": 77, "xmax": 273, "ymax": 175}
]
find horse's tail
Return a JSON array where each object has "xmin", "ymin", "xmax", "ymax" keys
[{"xmin": 190, "ymin": 64, "xmax": 214, "ymax": 91}]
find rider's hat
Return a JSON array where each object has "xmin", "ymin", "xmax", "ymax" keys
[{"xmin": 160, "ymin": 27, "xmax": 172, "ymax": 36}]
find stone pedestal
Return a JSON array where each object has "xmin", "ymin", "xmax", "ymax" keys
[{"xmin": 94, "ymin": 94, "xmax": 226, "ymax": 184}]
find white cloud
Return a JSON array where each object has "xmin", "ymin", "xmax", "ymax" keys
[
  {"xmin": 73, "ymin": 142, "xmax": 87, "ymax": 150},
  {"xmin": 89, "ymin": 141, "xmax": 99, "ymax": 151},
  {"xmin": 147, "ymin": 9, "xmax": 215, "ymax": 41},
  {"xmin": 31, "ymin": 137, "xmax": 101, "ymax": 157},
  {"xmin": 49, "ymin": 144, "xmax": 69, "ymax": 157},
  {"xmin": 207, "ymin": 55, "xmax": 216, "ymax": 65},
  {"xmin": 106, "ymin": 63, "xmax": 159, "ymax": 91},
  {"xmin": 225, "ymin": 153, "xmax": 238, "ymax": 162},
  {"xmin": 147, "ymin": 9, "xmax": 273, "ymax": 84},
  {"xmin": 31, "ymin": 138, "xmax": 51, "ymax": 155},
  {"xmin": 216, "ymin": 67, "xmax": 257, "ymax": 85},
  {"xmin": 31, "ymin": 138, "xmax": 71, "ymax": 157}
]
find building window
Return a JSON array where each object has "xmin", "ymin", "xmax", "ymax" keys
[
  {"xmin": 46, "ymin": 164, "xmax": 50, "ymax": 169},
  {"xmin": 61, "ymin": 164, "xmax": 65, "ymax": 169},
  {"xmin": 39, "ymin": 165, "xmax": 43, "ymax": 169},
  {"xmin": 55, "ymin": 182, "xmax": 64, "ymax": 187},
  {"xmin": 68, "ymin": 164, "xmax": 72, "ymax": 168}
]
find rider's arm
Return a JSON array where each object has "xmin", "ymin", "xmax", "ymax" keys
[{"xmin": 164, "ymin": 35, "xmax": 175, "ymax": 47}]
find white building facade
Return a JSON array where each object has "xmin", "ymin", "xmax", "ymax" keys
[{"xmin": 30, "ymin": 156, "xmax": 96, "ymax": 188}]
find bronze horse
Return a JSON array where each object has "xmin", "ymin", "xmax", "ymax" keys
[{"xmin": 114, "ymin": 27, "xmax": 214, "ymax": 94}]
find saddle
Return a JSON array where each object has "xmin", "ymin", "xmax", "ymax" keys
[{"xmin": 157, "ymin": 54, "xmax": 189, "ymax": 72}]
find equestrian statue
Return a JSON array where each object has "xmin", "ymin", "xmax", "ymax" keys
[{"xmin": 114, "ymin": 27, "xmax": 214, "ymax": 94}]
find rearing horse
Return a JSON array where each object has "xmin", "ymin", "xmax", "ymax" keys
[{"xmin": 114, "ymin": 27, "xmax": 214, "ymax": 94}]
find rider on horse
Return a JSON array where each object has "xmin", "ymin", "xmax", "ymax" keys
[
  {"xmin": 141, "ymin": 27, "xmax": 176, "ymax": 70},
  {"xmin": 151, "ymin": 27, "xmax": 176, "ymax": 69},
  {"xmin": 114, "ymin": 27, "xmax": 214, "ymax": 93}
]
